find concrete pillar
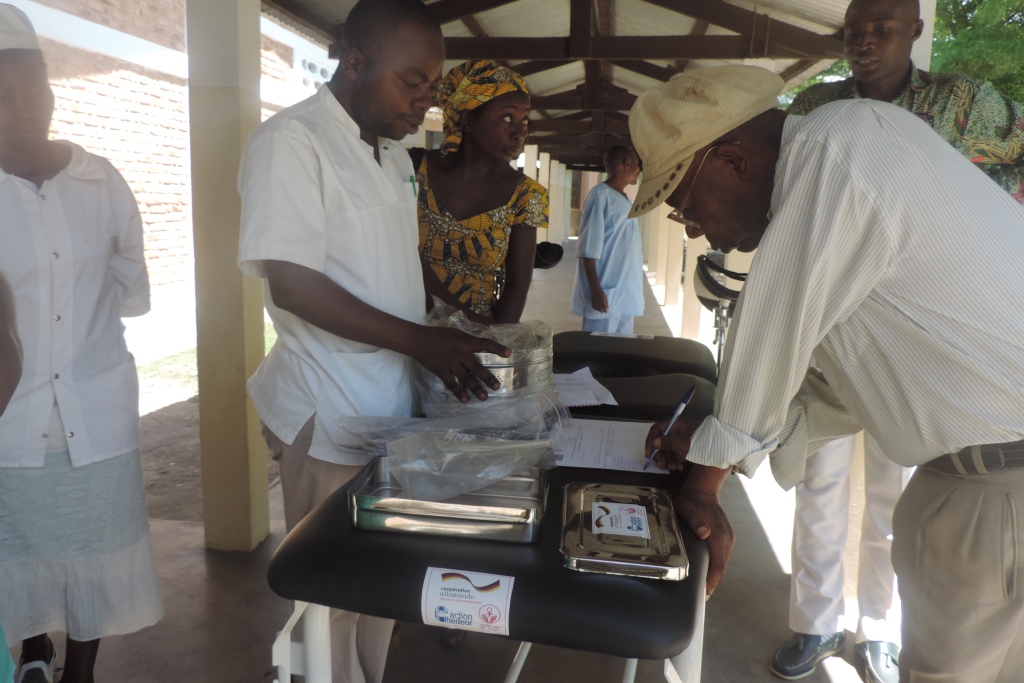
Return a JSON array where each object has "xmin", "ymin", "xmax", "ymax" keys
[
  {"xmin": 537, "ymin": 152, "xmax": 551, "ymax": 243},
  {"xmin": 538, "ymin": 152, "xmax": 551, "ymax": 187},
  {"xmin": 546, "ymin": 158, "xmax": 560, "ymax": 242},
  {"xmin": 186, "ymin": 0, "xmax": 269, "ymax": 551},
  {"xmin": 681, "ymin": 235, "xmax": 707, "ymax": 340},
  {"xmin": 562, "ymin": 167, "xmax": 572, "ymax": 243},
  {"xmin": 654, "ymin": 209, "xmax": 670, "ymax": 294},
  {"xmin": 914, "ymin": 0, "xmax": 936, "ymax": 70},
  {"xmin": 664, "ymin": 216, "xmax": 685, "ymax": 307},
  {"xmin": 553, "ymin": 161, "xmax": 567, "ymax": 243},
  {"xmin": 523, "ymin": 144, "xmax": 539, "ymax": 180}
]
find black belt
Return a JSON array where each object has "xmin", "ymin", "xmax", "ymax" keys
[{"xmin": 925, "ymin": 440, "xmax": 1024, "ymax": 475}]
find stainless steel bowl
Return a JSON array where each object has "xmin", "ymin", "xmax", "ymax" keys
[{"xmin": 422, "ymin": 347, "xmax": 553, "ymax": 398}]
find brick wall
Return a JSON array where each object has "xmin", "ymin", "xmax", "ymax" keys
[
  {"xmin": 34, "ymin": 0, "xmax": 186, "ymax": 51},
  {"xmin": 43, "ymin": 37, "xmax": 193, "ymax": 289},
  {"xmin": 36, "ymin": 17, "xmax": 304, "ymax": 290}
]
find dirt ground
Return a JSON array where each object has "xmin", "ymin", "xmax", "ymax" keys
[{"xmin": 140, "ymin": 395, "xmax": 279, "ymax": 523}]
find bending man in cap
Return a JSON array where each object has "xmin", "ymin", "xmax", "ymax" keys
[
  {"xmin": 774, "ymin": 0, "xmax": 1024, "ymax": 679},
  {"xmin": 634, "ymin": 64, "xmax": 1024, "ymax": 682}
]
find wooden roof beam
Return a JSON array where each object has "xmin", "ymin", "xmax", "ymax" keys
[
  {"xmin": 512, "ymin": 59, "xmax": 575, "ymax": 76},
  {"xmin": 675, "ymin": 19, "xmax": 709, "ymax": 72},
  {"xmin": 430, "ymin": 0, "xmax": 522, "ymax": 24},
  {"xmin": 641, "ymin": 0, "xmax": 843, "ymax": 59},
  {"xmin": 444, "ymin": 34, "xmax": 837, "ymax": 60},
  {"xmin": 608, "ymin": 60, "xmax": 678, "ymax": 82}
]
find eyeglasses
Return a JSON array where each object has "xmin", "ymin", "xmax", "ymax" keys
[{"xmin": 667, "ymin": 140, "xmax": 740, "ymax": 230}]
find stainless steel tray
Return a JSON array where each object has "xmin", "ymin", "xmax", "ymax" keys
[
  {"xmin": 349, "ymin": 457, "xmax": 547, "ymax": 543},
  {"xmin": 561, "ymin": 483, "xmax": 689, "ymax": 580}
]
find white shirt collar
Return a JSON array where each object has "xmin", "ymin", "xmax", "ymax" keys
[
  {"xmin": 317, "ymin": 85, "xmax": 399, "ymax": 161},
  {"xmin": 0, "ymin": 141, "xmax": 105, "ymax": 185}
]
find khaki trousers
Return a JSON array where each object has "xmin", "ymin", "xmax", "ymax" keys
[
  {"xmin": 264, "ymin": 418, "xmax": 394, "ymax": 683},
  {"xmin": 892, "ymin": 465, "xmax": 1024, "ymax": 682}
]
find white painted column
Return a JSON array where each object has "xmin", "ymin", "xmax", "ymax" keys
[
  {"xmin": 523, "ymin": 144, "xmax": 539, "ymax": 180},
  {"xmin": 185, "ymin": 0, "xmax": 269, "ymax": 551},
  {"xmin": 664, "ymin": 218, "xmax": 685, "ymax": 307},
  {"xmin": 913, "ymin": 0, "xmax": 935, "ymax": 70},
  {"xmin": 537, "ymin": 152, "xmax": 551, "ymax": 243},
  {"xmin": 553, "ymin": 161, "xmax": 567, "ymax": 243},
  {"xmin": 681, "ymin": 235, "xmax": 707, "ymax": 340},
  {"xmin": 562, "ymin": 167, "xmax": 573, "ymax": 243},
  {"xmin": 538, "ymin": 152, "xmax": 551, "ymax": 187},
  {"xmin": 654, "ymin": 207, "xmax": 670, "ymax": 293}
]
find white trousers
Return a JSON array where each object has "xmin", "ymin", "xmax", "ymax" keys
[
  {"xmin": 264, "ymin": 419, "xmax": 393, "ymax": 683},
  {"xmin": 790, "ymin": 433, "xmax": 912, "ymax": 643}
]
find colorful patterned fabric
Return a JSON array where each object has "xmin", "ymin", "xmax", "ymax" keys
[
  {"xmin": 789, "ymin": 66, "xmax": 1024, "ymax": 202},
  {"xmin": 416, "ymin": 156, "xmax": 548, "ymax": 316},
  {"xmin": 435, "ymin": 59, "xmax": 529, "ymax": 155}
]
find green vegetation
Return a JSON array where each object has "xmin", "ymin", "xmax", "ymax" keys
[
  {"xmin": 932, "ymin": 0, "xmax": 1024, "ymax": 103},
  {"xmin": 783, "ymin": 1, "xmax": 1024, "ymax": 104},
  {"xmin": 137, "ymin": 322, "xmax": 277, "ymax": 399}
]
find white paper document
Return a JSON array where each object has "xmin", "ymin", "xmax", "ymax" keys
[
  {"xmin": 554, "ymin": 367, "xmax": 619, "ymax": 407},
  {"xmin": 555, "ymin": 419, "xmax": 668, "ymax": 474},
  {"xmin": 421, "ymin": 568, "xmax": 514, "ymax": 636}
]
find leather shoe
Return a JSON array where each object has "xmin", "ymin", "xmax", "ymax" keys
[
  {"xmin": 770, "ymin": 632, "xmax": 846, "ymax": 680},
  {"xmin": 857, "ymin": 641, "xmax": 899, "ymax": 683}
]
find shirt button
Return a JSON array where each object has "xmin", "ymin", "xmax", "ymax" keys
[
  {"xmin": 54, "ymin": 314, "xmax": 61, "ymax": 321},
  {"xmin": 52, "ymin": 252, "xmax": 60, "ymax": 259},
  {"xmin": 67, "ymin": 431, "xmax": 74, "ymax": 438},
  {"xmin": 39, "ymin": 193, "xmax": 46, "ymax": 200},
  {"xmin": 53, "ymin": 373, "xmax": 60, "ymax": 379},
  {"xmin": 42, "ymin": 433, "xmax": 49, "ymax": 439}
]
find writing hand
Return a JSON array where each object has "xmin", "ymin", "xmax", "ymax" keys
[{"xmin": 644, "ymin": 416, "xmax": 700, "ymax": 471}]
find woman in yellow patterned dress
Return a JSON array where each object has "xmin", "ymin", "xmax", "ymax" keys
[{"xmin": 414, "ymin": 60, "xmax": 548, "ymax": 324}]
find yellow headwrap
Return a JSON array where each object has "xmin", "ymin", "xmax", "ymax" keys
[{"xmin": 435, "ymin": 59, "xmax": 530, "ymax": 155}]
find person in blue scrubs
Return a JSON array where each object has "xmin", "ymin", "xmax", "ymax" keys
[{"xmin": 571, "ymin": 145, "xmax": 645, "ymax": 333}]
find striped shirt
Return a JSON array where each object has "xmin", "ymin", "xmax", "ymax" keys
[
  {"xmin": 790, "ymin": 65, "xmax": 1024, "ymax": 202},
  {"xmin": 687, "ymin": 99, "xmax": 1024, "ymax": 489}
]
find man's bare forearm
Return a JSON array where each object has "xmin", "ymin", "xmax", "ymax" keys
[
  {"xmin": 265, "ymin": 260, "xmax": 422, "ymax": 356},
  {"xmin": 581, "ymin": 257, "xmax": 602, "ymax": 289},
  {"xmin": 681, "ymin": 462, "xmax": 732, "ymax": 495}
]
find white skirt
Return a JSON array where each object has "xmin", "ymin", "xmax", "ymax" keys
[{"xmin": 0, "ymin": 450, "xmax": 163, "ymax": 645}]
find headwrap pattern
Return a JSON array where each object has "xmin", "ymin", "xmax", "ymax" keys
[{"xmin": 435, "ymin": 59, "xmax": 529, "ymax": 155}]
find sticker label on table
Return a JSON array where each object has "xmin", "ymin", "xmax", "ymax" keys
[
  {"xmin": 421, "ymin": 567, "xmax": 514, "ymax": 636},
  {"xmin": 592, "ymin": 502, "xmax": 651, "ymax": 538}
]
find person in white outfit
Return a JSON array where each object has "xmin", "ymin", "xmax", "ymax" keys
[
  {"xmin": 0, "ymin": 6, "xmax": 163, "ymax": 683},
  {"xmin": 237, "ymin": 1, "xmax": 507, "ymax": 681}
]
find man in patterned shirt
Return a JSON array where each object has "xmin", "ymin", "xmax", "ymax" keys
[{"xmin": 774, "ymin": 0, "xmax": 1024, "ymax": 681}]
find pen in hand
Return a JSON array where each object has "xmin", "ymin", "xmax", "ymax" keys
[{"xmin": 643, "ymin": 385, "xmax": 696, "ymax": 471}]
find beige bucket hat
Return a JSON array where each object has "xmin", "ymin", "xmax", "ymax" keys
[
  {"xmin": 627, "ymin": 65, "xmax": 783, "ymax": 218},
  {"xmin": 0, "ymin": 3, "xmax": 38, "ymax": 51}
]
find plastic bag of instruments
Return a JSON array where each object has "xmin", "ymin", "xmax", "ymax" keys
[{"xmin": 337, "ymin": 301, "xmax": 569, "ymax": 501}]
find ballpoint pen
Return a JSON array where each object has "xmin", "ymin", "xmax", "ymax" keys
[{"xmin": 643, "ymin": 385, "xmax": 696, "ymax": 471}]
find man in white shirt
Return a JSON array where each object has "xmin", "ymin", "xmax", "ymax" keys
[
  {"xmin": 238, "ymin": 1, "xmax": 507, "ymax": 681},
  {"xmin": 630, "ymin": 65, "xmax": 1024, "ymax": 682}
]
